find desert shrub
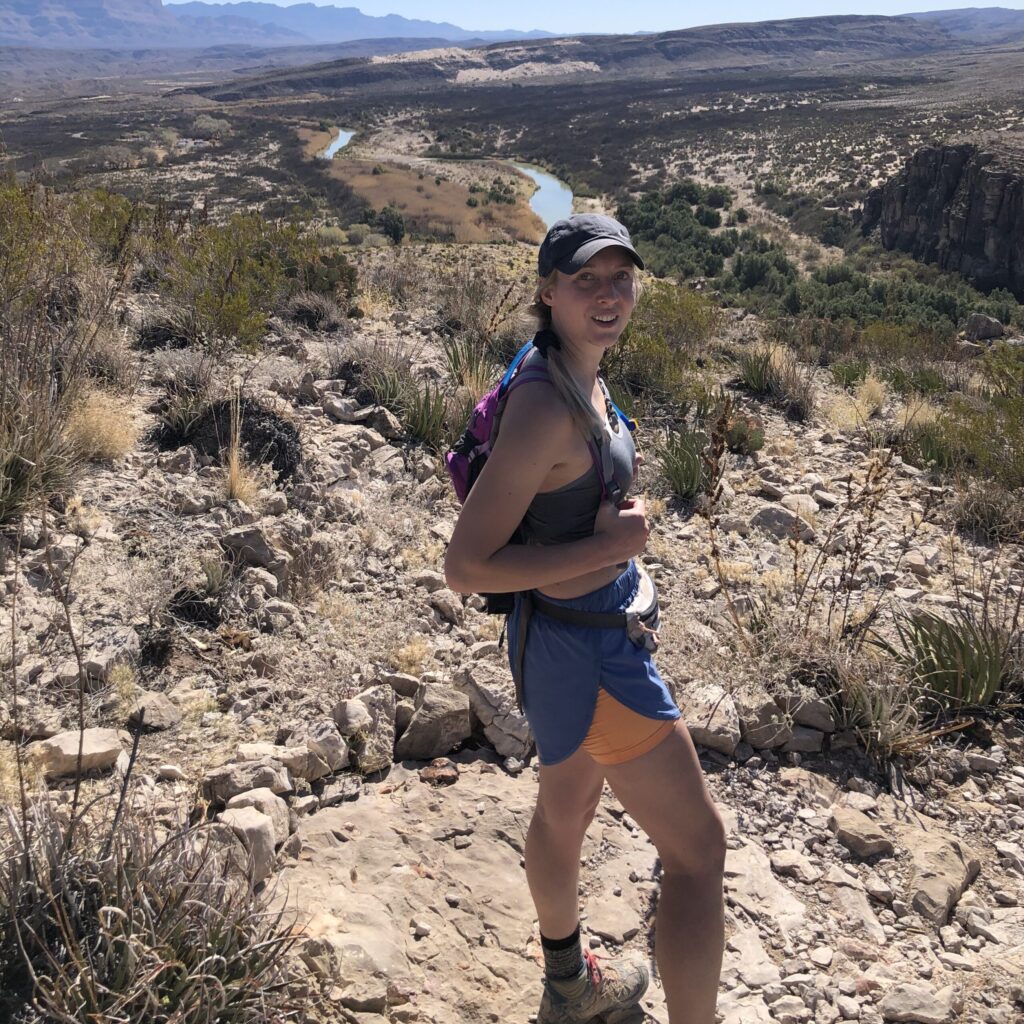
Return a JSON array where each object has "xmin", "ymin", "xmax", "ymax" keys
[
  {"xmin": 84, "ymin": 324, "xmax": 140, "ymax": 393},
  {"xmin": 950, "ymin": 482, "xmax": 1024, "ymax": 545},
  {"xmin": 137, "ymin": 307, "xmax": 208, "ymax": 350},
  {"xmin": 768, "ymin": 347, "xmax": 817, "ymax": 421},
  {"xmin": 294, "ymin": 249, "xmax": 357, "ymax": 301},
  {"xmin": 65, "ymin": 386, "xmax": 138, "ymax": 462},
  {"xmin": 0, "ymin": 795, "xmax": 303, "ymax": 1024},
  {"xmin": 191, "ymin": 114, "xmax": 231, "ymax": 139},
  {"xmin": 151, "ymin": 350, "xmax": 217, "ymax": 444},
  {"xmin": 982, "ymin": 341, "xmax": 1024, "ymax": 400},
  {"xmin": 340, "ymin": 337, "xmax": 418, "ymax": 409},
  {"xmin": 0, "ymin": 183, "xmax": 106, "ymax": 523},
  {"xmin": 656, "ymin": 425, "xmax": 710, "ymax": 500},
  {"xmin": 358, "ymin": 249, "xmax": 426, "ymax": 309},
  {"xmin": 441, "ymin": 333, "xmax": 498, "ymax": 400},
  {"xmin": 163, "ymin": 214, "xmax": 313, "ymax": 349},
  {"xmin": 940, "ymin": 394, "xmax": 1024, "ymax": 491},
  {"xmin": 284, "ymin": 290, "xmax": 342, "ymax": 331},
  {"xmin": 188, "ymin": 398, "xmax": 302, "ymax": 483},
  {"xmin": 880, "ymin": 362, "xmax": 949, "ymax": 396},
  {"xmin": 854, "ymin": 374, "xmax": 887, "ymax": 419},
  {"xmin": 375, "ymin": 204, "xmax": 405, "ymax": 244},
  {"xmin": 433, "ymin": 261, "xmax": 529, "ymax": 353},
  {"xmin": 831, "ymin": 360, "xmax": 869, "ymax": 389}
]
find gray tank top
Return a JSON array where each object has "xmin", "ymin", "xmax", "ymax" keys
[{"xmin": 515, "ymin": 354, "xmax": 636, "ymax": 546}]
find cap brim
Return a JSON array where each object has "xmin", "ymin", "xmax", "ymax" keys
[{"xmin": 555, "ymin": 238, "xmax": 645, "ymax": 275}]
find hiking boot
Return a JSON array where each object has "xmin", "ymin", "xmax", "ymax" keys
[{"xmin": 537, "ymin": 948, "xmax": 649, "ymax": 1023}]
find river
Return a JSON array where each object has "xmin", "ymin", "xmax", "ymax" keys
[
  {"xmin": 510, "ymin": 162, "xmax": 573, "ymax": 229},
  {"xmin": 319, "ymin": 128, "xmax": 356, "ymax": 160}
]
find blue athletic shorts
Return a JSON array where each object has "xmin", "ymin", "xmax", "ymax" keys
[{"xmin": 507, "ymin": 560, "xmax": 680, "ymax": 766}]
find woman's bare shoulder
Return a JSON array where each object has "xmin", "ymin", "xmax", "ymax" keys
[{"xmin": 499, "ymin": 374, "xmax": 573, "ymax": 444}]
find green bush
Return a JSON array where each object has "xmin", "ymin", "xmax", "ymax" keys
[
  {"xmin": 831, "ymin": 360, "xmax": 869, "ymax": 389},
  {"xmin": 401, "ymin": 381, "xmax": 449, "ymax": 451},
  {"xmin": 738, "ymin": 347, "xmax": 773, "ymax": 395},
  {"xmin": 164, "ymin": 214, "xmax": 313, "ymax": 349}
]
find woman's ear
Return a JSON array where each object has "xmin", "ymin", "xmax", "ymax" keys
[{"xmin": 540, "ymin": 281, "xmax": 555, "ymax": 308}]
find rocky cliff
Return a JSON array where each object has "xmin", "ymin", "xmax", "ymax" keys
[{"xmin": 861, "ymin": 142, "xmax": 1024, "ymax": 301}]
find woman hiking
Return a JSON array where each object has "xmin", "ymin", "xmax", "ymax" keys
[{"xmin": 444, "ymin": 214, "xmax": 726, "ymax": 1024}]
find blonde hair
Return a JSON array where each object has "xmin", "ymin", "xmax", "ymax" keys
[
  {"xmin": 528, "ymin": 270, "xmax": 603, "ymax": 440},
  {"xmin": 527, "ymin": 268, "xmax": 641, "ymax": 441}
]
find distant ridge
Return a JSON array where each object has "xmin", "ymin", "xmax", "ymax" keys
[
  {"xmin": 908, "ymin": 7, "xmax": 1024, "ymax": 45},
  {"xmin": 0, "ymin": 0, "xmax": 553, "ymax": 50}
]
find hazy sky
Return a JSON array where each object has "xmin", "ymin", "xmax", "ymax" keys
[{"xmin": 164, "ymin": 1, "xmax": 1024, "ymax": 35}]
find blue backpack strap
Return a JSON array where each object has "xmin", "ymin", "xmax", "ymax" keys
[
  {"xmin": 498, "ymin": 341, "xmax": 536, "ymax": 395},
  {"xmin": 597, "ymin": 375, "xmax": 637, "ymax": 433}
]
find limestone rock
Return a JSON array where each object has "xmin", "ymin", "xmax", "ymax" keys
[
  {"xmin": 782, "ymin": 726, "xmax": 825, "ymax": 754},
  {"xmin": 333, "ymin": 698, "xmax": 372, "ymax": 736},
  {"xmin": 775, "ymin": 686, "xmax": 836, "ymax": 732},
  {"xmin": 681, "ymin": 682, "xmax": 740, "ymax": 757},
  {"xmin": 218, "ymin": 806, "xmax": 276, "ymax": 883},
  {"xmin": 749, "ymin": 505, "xmax": 815, "ymax": 542},
  {"xmin": 831, "ymin": 806, "xmax": 895, "ymax": 859},
  {"xmin": 84, "ymin": 627, "xmax": 141, "ymax": 683},
  {"xmin": 770, "ymin": 849, "xmax": 822, "ymax": 884},
  {"xmin": 227, "ymin": 787, "xmax": 290, "ymax": 846},
  {"xmin": 292, "ymin": 719, "xmax": 350, "ymax": 773},
  {"xmin": 428, "ymin": 589, "xmax": 464, "ymax": 626},
  {"xmin": 202, "ymin": 759, "xmax": 292, "ymax": 803},
  {"xmin": 355, "ymin": 684, "xmax": 396, "ymax": 775},
  {"xmin": 453, "ymin": 663, "xmax": 532, "ymax": 758},
  {"xmin": 893, "ymin": 824, "xmax": 980, "ymax": 925},
  {"xmin": 127, "ymin": 691, "xmax": 182, "ymax": 731},
  {"xmin": 737, "ymin": 696, "xmax": 793, "ymax": 749},
  {"xmin": 220, "ymin": 525, "xmax": 291, "ymax": 586},
  {"xmin": 394, "ymin": 686, "xmax": 471, "ymax": 761},
  {"xmin": 27, "ymin": 728, "xmax": 123, "ymax": 778},
  {"xmin": 965, "ymin": 312, "xmax": 1005, "ymax": 341},
  {"xmin": 879, "ymin": 983, "xmax": 958, "ymax": 1023},
  {"xmin": 237, "ymin": 742, "xmax": 331, "ymax": 782}
]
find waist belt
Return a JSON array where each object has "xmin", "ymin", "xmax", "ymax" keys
[{"xmin": 510, "ymin": 567, "xmax": 661, "ymax": 714}]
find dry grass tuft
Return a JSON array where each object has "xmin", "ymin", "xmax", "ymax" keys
[
  {"xmin": 855, "ymin": 373, "xmax": 888, "ymax": 419},
  {"xmin": 389, "ymin": 635, "xmax": 432, "ymax": 676},
  {"xmin": 65, "ymin": 386, "xmax": 138, "ymax": 462},
  {"xmin": 108, "ymin": 662, "xmax": 138, "ymax": 721}
]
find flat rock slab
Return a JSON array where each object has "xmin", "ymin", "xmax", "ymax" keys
[
  {"xmin": 680, "ymin": 682, "xmax": 740, "ymax": 757},
  {"xmin": 831, "ymin": 806, "xmax": 895, "ymax": 859},
  {"xmin": 278, "ymin": 763, "xmax": 671, "ymax": 1024},
  {"xmin": 892, "ymin": 822, "xmax": 980, "ymax": 925},
  {"xmin": 26, "ymin": 728, "xmax": 123, "ymax": 778},
  {"xmin": 880, "ymin": 982, "xmax": 959, "ymax": 1023}
]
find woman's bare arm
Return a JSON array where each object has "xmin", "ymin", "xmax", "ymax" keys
[{"xmin": 444, "ymin": 382, "xmax": 648, "ymax": 595}]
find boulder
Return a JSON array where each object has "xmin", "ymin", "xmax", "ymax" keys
[
  {"xmin": 354, "ymin": 684, "xmax": 396, "ymax": 775},
  {"xmin": 737, "ymin": 696, "xmax": 793, "ymax": 749},
  {"xmin": 333, "ymin": 698, "xmax": 372, "ymax": 736},
  {"xmin": 774, "ymin": 686, "xmax": 836, "ymax": 733},
  {"xmin": 880, "ymin": 983, "xmax": 958, "ymax": 1023},
  {"xmin": 893, "ymin": 823, "xmax": 980, "ymax": 924},
  {"xmin": 226, "ymin": 787, "xmax": 290, "ymax": 846},
  {"xmin": 748, "ymin": 506, "xmax": 815, "ymax": 542},
  {"xmin": 394, "ymin": 686, "xmax": 471, "ymax": 761},
  {"xmin": 429, "ymin": 589, "xmax": 464, "ymax": 626},
  {"xmin": 291, "ymin": 719, "xmax": 350, "ymax": 773},
  {"xmin": 127, "ymin": 691, "xmax": 182, "ymax": 731},
  {"xmin": 453, "ymin": 663, "xmax": 533, "ymax": 758},
  {"xmin": 202, "ymin": 759, "xmax": 292, "ymax": 803},
  {"xmin": 831, "ymin": 806, "xmax": 895, "ymax": 859},
  {"xmin": 781, "ymin": 726, "xmax": 824, "ymax": 754},
  {"xmin": 964, "ymin": 312, "xmax": 1004, "ymax": 341},
  {"xmin": 27, "ymin": 728, "xmax": 123, "ymax": 778},
  {"xmin": 217, "ymin": 806, "xmax": 276, "ymax": 883},
  {"xmin": 236, "ymin": 742, "xmax": 331, "ymax": 782},
  {"xmin": 84, "ymin": 627, "xmax": 141, "ymax": 683},
  {"xmin": 770, "ymin": 849, "xmax": 822, "ymax": 884},
  {"xmin": 680, "ymin": 683, "xmax": 740, "ymax": 756},
  {"xmin": 220, "ymin": 525, "xmax": 292, "ymax": 586}
]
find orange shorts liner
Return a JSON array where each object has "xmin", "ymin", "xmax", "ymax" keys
[{"xmin": 581, "ymin": 688, "xmax": 676, "ymax": 766}]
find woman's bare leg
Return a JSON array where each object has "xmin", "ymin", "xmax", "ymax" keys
[
  {"xmin": 603, "ymin": 720, "xmax": 726, "ymax": 1024},
  {"xmin": 526, "ymin": 745, "xmax": 606, "ymax": 940}
]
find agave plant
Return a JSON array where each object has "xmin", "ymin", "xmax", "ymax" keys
[
  {"xmin": 869, "ymin": 607, "xmax": 1016, "ymax": 710},
  {"xmin": 657, "ymin": 425, "xmax": 710, "ymax": 500}
]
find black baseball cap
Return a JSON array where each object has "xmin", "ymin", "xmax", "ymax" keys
[{"xmin": 537, "ymin": 214, "xmax": 645, "ymax": 278}]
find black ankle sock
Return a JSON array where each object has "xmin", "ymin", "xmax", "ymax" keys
[{"xmin": 541, "ymin": 925, "xmax": 584, "ymax": 980}]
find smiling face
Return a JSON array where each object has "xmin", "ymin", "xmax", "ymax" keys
[{"xmin": 541, "ymin": 246, "xmax": 637, "ymax": 357}]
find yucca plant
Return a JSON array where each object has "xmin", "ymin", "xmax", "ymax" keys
[
  {"xmin": 869, "ymin": 607, "xmax": 1017, "ymax": 710},
  {"xmin": 738, "ymin": 346, "xmax": 773, "ymax": 396},
  {"xmin": 0, "ymin": 796, "xmax": 305, "ymax": 1024},
  {"xmin": 402, "ymin": 381, "xmax": 450, "ymax": 452},
  {"xmin": 657, "ymin": 425, "xmax": 710, "ymax": 500},
  {"xmin": 441, "ymin": 333, "xmax": 498, "ymax": 399}
]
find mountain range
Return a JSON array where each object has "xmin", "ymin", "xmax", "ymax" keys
[{"xmin": 0, "ymin": 0, "xmax": 553, "ymax": 49}]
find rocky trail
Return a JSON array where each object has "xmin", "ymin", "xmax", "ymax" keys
[{"xmin": 4, "ymin": 293, "xmax": 1024, "ymax": 1023}]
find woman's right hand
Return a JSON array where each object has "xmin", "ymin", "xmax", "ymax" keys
[{"xmin": 593, "ymin": 497, "xmax": 650, "ymax": 563}]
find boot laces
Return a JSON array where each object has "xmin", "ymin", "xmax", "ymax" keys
[{"xmin": 582, "ymin": 948, "xmax": 603, "ymax": 988}]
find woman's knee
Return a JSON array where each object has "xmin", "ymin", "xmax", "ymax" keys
[
  {"xmin": 532, "ymin": 779, "xmax": 602, "ymax": 838},
  {"xmin": 657, "ymin": 803, "xmax": 727, "ymax": 879}
]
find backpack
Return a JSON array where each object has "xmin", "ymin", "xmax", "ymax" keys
[{"xmin": 445, "ymin": 333, "xmax": 636, "ymax": 614}]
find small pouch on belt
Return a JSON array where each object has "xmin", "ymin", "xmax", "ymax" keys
[{"xmin": 624, "ymin": 566, "xmax": 660, "ymax": 652}]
